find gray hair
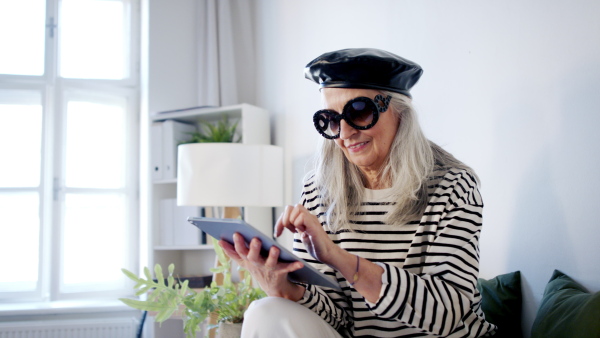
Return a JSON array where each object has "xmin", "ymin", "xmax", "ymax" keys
[{"xmin": 312, "ymin": 90, "xmax": 476, "ymax": 232}]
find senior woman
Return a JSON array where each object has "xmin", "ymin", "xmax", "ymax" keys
[{"xmin": 219, "ymin": 48, "xmax": 496, "ymax": 337}]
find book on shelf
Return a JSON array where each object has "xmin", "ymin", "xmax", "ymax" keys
[
  {"xmin": 151, "ymin": 120, "xmax": 197, "ymax": 181},
  {"xmin": 159, "ymin": 198, "xmax": 174, "ymax": 246},
  {"xmin": 150, "ymin": 122, "xmax": 163, "ymax": 181},
  {"xmin": 159, "ymin": 198, "xmax": 205, "ymax": 246}
]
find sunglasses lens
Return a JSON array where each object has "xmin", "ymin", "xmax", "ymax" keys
[
  {"xmin": 314, "ymin": 111, "xmax": 339, "ymax": 137},
  {"xmin": 348, "ymin": 100, "xmax": 375, "ymax": 127}
]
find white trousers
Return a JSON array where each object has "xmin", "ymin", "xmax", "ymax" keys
[{"xmin": 241, "ymin": 297, "xmax": 343, "ymax": 338}]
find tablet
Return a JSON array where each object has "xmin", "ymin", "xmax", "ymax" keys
[{"xmin": 187, "ymin": 217, "xmax": 341, "ymax": 290}]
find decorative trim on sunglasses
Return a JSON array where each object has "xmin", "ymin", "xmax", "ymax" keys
[{"xmin": 374, "ymin": 94, "xmax": 392, "ymax": 113}]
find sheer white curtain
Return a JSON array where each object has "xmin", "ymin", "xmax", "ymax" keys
[{"xmin": 197, "ymin": 0, "xmax": 255, "ymax": 107}]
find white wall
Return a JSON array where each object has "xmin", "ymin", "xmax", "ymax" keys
[{"xmin": 251, "ymin": 0, "xmax": 600, "ymax": 335}]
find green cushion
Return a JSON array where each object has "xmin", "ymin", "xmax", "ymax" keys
[
  {"xmin": 477, "ymin": 271, "xmax": 523, "ymax": 338},
  {"xmin": 531, "ymin": 270, "xmax": 600, "ymax": 338}
]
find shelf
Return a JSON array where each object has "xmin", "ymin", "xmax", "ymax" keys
[
  {"xmin": 153, "ymin": 178, "xmax": 177, "ymax": 185},
  {"xmin": 149, "ymin": 103, "xmax": 270, "ymax": 145},
  {"xmin": 150, "ymin": 103, "xmax": 259, "ymax": 123},
  {"xmin": 154, "ymin": 245, "xmax": 215, "ymax": 251}
]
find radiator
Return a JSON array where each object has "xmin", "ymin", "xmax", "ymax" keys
[{"xmin": 0, "ymin": 318, "xmax": 139, "ymax": 338}]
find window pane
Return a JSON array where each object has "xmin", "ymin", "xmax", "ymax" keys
[
  {"xmin": 0, "ymin": 0, "xmax": 46, "ymax": 76},
  {"xmin": 59, "ymin": 0, "xmax": 128, "ymax": 79},
  {"xmin": 65, "ymin": 99, "xmax": 126, "ymax": 189},
  {"xmin": 0, "ymin": 91, "xmax": 43, "ymax": 188},
  {"xmin": 0, "ymin": 193, "xmax": 40, "ymax": 292},
  {"xmin": 62, "ymin": 193, "xmax": 127, "ymax": 292}
]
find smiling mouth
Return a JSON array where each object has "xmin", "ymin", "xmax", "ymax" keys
[{"xmin": 348, "ymin": 141, "xmax": 368, "ymax": 149}]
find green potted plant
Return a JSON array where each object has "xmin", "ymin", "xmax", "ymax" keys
[
  {"xmin": 120, "ymin": 238, "xmax": 265, "ymax": 338},
  {"xmin": 182, "ymin": 115, "xmax": 241, "ymax": 144}
]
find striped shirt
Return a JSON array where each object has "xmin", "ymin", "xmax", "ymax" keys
[{"xmin": 294, "ymin": 167, "xmax": 496, "ymax": 337}]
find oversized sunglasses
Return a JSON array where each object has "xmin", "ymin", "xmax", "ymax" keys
[{"xmin": 313, "ymin": 94, "xmax": 392, "ymax": 139}]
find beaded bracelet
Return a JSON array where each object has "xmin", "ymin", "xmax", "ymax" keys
[{"xmin": 349, "ymin": 255, "xmax": 360, "ymax": 286}]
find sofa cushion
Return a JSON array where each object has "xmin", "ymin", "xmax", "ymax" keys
[
  {"xmin": 477, "ymin": 271, "xmax": 523, "ymax": 338},
  {"xmin": 531, "ymin": 270, "xmax": 600, "ymax": 338}
]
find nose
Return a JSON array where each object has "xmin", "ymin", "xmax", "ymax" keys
[{"xmin": 339, "ymin": 119, "xmax": 357, "ymax": 139}]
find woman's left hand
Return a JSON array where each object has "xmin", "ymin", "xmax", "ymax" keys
[
  {"xmin": 219, "ymin": 234, "xmax": 305, "ymax": 300},
  {"xmin": 274, "ymin": 204, "xmax": 340, "ymax": 266}
]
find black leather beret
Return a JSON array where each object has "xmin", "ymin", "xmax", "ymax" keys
[{"xmin": 304, "ymin": 48, "xmax": 423, "ymax": 98}]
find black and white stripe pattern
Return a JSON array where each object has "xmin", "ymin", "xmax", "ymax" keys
[{"xmin": 294, "ymin": 168, "xmax": 496, "ymax": 337}]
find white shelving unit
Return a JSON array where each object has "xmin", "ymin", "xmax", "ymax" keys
[
  {"xmin": 146, "ymin": 104, "xmax": 274, "ymax": 336},
  {"xmin": 148, "ymin": 103, "xmax": 273, "ymax": 275}
]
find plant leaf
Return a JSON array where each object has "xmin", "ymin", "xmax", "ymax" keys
[
  {"xmin": 155, "ymin": 308, "xmax": 176, "ymax": 323},
  {"xmin": 121, "ymin": 268, "xmax": 140, "ymax": 282},
  {"xmin": 119, "ymin": 298, "xmax": 170, "ymax": 312},
  {"xmin": 180, "ymin": 279, "xmax": 189, "ymax": 296},
  {"xmin": 155, "ymin": 264, "xmax": 165, "ymax": 286},
  {"xmin": 212, "ymin": 237, "xmax": 230, "ymax": 266},
  {"xmin": 135, "ymin": 285, "xmax": 154, "ymax": 296},
  {"xmin": 144, "ymin": 266, "xmax": 152, "ymax": 281}
]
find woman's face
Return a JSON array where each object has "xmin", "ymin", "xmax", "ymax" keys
[{"xmin": 322, "ymin": 88, "xmax": 400, "ymax": 174}]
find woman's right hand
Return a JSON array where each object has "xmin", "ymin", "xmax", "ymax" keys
[
  {"xmin": 274, "ymin": 204, "xmax": 340, "ymax": 266},
  {"xmin": 218, "ymin": 233, "xmax": 305, "ymax": 301}
]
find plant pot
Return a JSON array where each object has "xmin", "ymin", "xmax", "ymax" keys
[{"xmin": 217, "ymin": 322, "xmax": 243, "ymax": 338}]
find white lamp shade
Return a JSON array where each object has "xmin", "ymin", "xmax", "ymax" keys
[{"xmin": 177, "ymin": 143, "xmax": 283, "ymax": 207}]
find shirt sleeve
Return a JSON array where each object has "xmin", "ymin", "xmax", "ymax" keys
[
  {"xmin": 296, "ymin": 283, "xmax": 352, "ymax": 333},
  {"xmin": 364, "ymin": 171, "xmax": 487, "ymax": 336}
]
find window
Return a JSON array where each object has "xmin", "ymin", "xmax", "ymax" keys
[{"xmin": 0, "ymin": 0, "xmax": 139, "ymax": 302}]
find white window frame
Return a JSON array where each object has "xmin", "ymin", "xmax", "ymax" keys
[{"xmin": 0, "ymin": 0, "xmax": 140, "ymax": 303}]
